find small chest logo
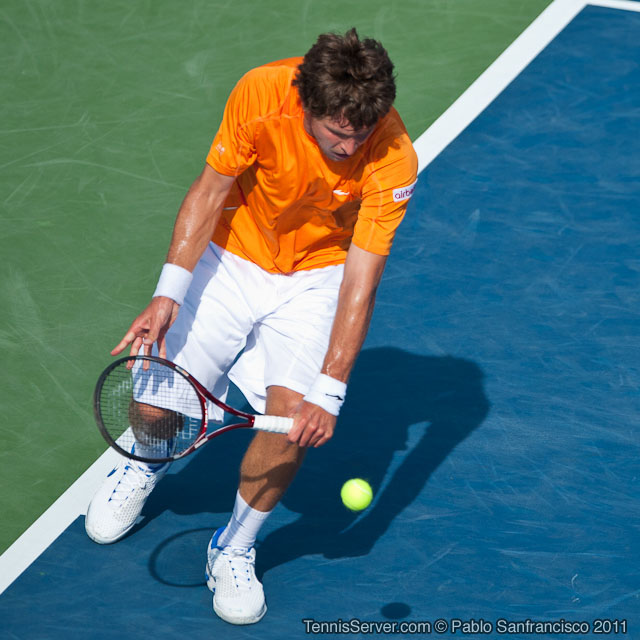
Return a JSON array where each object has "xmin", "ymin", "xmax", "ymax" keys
[{"xmin": 392, "ymin": 180, "xmax": 417, "ymax": 203}]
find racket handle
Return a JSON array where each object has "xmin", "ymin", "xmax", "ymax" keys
[{"xmin": 253, "ymin": 415, "xmax": 293, "ymax": 434}]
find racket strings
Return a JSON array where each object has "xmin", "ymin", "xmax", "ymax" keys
[{"xmin": 98, "ymin": 359, "xmax": 204, "ymax": 461}]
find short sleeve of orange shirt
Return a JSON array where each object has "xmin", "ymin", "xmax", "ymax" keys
[{"xmin": 206, "ymin": 57, "xmax": 418, "ymax": 274}]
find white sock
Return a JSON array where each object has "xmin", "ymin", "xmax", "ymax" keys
[
  {"xmin": 132, "ymin": 438, "xmax": 172, "ymax": 470},
  {"xmin": 132, "ymin": 435, "xmax": 172, "ymax": 471},
  {"xmin": 217, "ymin": 490, "xmax": 273, "ymax": 550}
]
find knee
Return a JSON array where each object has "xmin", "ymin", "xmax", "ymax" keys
[
  {"xmin": 265, "ymin": 385, "xmax": 303, "ymax": 418},
  {"xmin": 129, "ymin": 401, "xmax": 182, "ymax": 441}
]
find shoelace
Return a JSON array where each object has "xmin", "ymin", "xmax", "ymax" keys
[
  {"xmin": 221, "ymin": 547, "xmax": 256, "ymax": 590},
  {"xmin": 110, "ymin": 463, "xmax": 156, "ymax": 504}
]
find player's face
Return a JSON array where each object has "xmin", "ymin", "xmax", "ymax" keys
[{"xmin": 304, "ymin": 113, "xmax": 375, "ymax": 162}]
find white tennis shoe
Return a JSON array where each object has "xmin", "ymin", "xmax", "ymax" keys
[
  {"xmin": 205, "ymin": 527, "xmax": 267, "ymax": 625},
  {"xmin": 85, "ymin": 455, "xmax": 169, "ymax": 544}
]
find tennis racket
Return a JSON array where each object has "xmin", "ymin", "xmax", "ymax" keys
[{"xmin": 94, "ymin": 355, "xmax": 293, "ymax": 464}]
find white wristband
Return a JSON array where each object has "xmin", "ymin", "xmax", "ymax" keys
[
  {"xmin": 303, "ymin": 373, "xmax": 347, "ymax": 416},
  {"xmin": 152, "ymin": 263, "xmax": 193, "ymax": 306}
]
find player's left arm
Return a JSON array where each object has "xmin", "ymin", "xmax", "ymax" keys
[
  {"xmin": 287, "ymin": 243, "xmax": 387, "ymax": 447},
  {"xmin": 289, "ymin": 115, "xmax": 417, "ymax": 447}
]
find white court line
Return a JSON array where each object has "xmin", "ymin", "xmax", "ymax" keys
[
  {"xmin": 413, "ymin": 0, "xmax": 586, "ymax": 173},
  {"xmin": 588, "ymin": 0, "xmax": 640, "ymax": 11},
  {"xmin": 0, "ymin": 449, "xmax": 122, "ymax": 594},
  {"xmin": 0, "ymin": 0, "xmax": 631, "ymax": 597},
  {"xmin": 414, "ymin": 0, "xmax": 640, "ymax": 172}
]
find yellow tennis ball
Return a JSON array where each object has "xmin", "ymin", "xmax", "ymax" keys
[{"xmin": 340, "ymin": 478, "xmax": 373, "ymax": 511}]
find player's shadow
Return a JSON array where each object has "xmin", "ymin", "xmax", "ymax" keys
[
  {"xmin": 142, "ymin": 346, "xmax": 489, "ymax": 574},
  {"xmin": 256, "ymin": 346, "xmax": 490, "ymax": 573}
]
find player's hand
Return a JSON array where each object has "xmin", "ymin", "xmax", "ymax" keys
[
  {"xmin": 111, "ymin": 296, "xmax": 180, "ymax": 359},
  {"xmin": 287, "ymin": 400, "xmax": 337, "ymax": 448}
]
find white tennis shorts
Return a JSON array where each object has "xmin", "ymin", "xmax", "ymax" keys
[{"xmin": 164, "ymin": 243, "xmax": 344, "ymax": 420}]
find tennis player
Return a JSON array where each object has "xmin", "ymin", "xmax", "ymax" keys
[{"xmin": 85, "ymin": 28, "xmax": 417, "ymax": 625}]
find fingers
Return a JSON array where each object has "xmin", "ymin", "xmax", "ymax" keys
[
  {"xmin": 110, "ymin": 330, "xmax": 139, "ymax": 357},
  {"xmin": 157, "ymin": 334, "xmax": 168, "ymax": 360},
  {"xmin": 286, "ymin": 407, "xmax": 305, "ymax": 444},
  {"xmin": 130, "ymin": 336, "xmax": 144, "ymax": 357},
  {"xmin": 139, "ymin": 314, "xmax": 163, "ymax": 356},
  {"xmin": 110, "ymin": 297, "xmax": 178, "ymax": 360},
  {"xmin": 156, "ymin": 302, "xmax": 179, "ymax": 360},
  {"xmin": 297, "ymin": 419, "xmax": 327, "ymax": 448},
  {"xmin": 111, "ymin": 322, "xmax": 149, "ymax": 358},
  {"xmin": 287, "ymin": 403, "xmax": 336, "ymax": 448}
]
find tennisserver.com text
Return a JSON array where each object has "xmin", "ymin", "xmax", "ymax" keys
[{"xmin": 302, "ymin": 618, "xmax": 628, "ymax": 636}]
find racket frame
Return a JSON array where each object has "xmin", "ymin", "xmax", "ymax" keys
[{"xmin": 94, "ymin": 355, "xmax": 271, "ymax": 464}]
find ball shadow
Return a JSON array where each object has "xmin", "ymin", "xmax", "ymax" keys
[
  {"xmin": 257, "ymin": 346, "xmax": 490, "ymax": 573},
  {"xmin": 141, "ymin": 346, "xmax": 489, "ymax": 578}
]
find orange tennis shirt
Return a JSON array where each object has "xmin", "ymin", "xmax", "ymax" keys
[{"xmin": 206, "ymin": 57, "xmax": 418, "ymax": 273}]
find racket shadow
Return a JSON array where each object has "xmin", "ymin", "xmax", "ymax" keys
[
  {"xmin": 139, "ymin": 428, "xmax": 253, "ymax": 523},
  {"xmin": 256, "ymin": 346, "xmax": 490, "ymax": 574}
]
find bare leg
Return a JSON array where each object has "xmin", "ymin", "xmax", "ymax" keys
[
  {"xmin": 129, "ymin": 401, "xmax": 182, "ymax": 443},
  {"xmin": 237, "ymin": 386, "xmax": 306, "ymax": 512}
]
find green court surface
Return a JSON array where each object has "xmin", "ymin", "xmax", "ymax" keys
[{"xmin": 0, "ymin": 0, "xmax": 550, "ymax": 554}]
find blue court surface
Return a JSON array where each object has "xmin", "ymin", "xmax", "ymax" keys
[{"xmin": 2, "ymin": 4, "xmax": 639, "ymax": 639}]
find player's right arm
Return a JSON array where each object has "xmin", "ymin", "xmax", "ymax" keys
[{"xmin": 112, "ymin": 164, "xmax": 235, "ymax": 358}]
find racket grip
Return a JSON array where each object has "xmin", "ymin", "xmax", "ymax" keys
[{"xmin": 253, "ymin": 415, "xmax": 293, "ymax": 434}]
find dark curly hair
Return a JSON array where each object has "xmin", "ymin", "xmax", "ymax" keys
[{"xmin": 293, "ymin": 28, "xmax": 396, "ymax": 130}]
